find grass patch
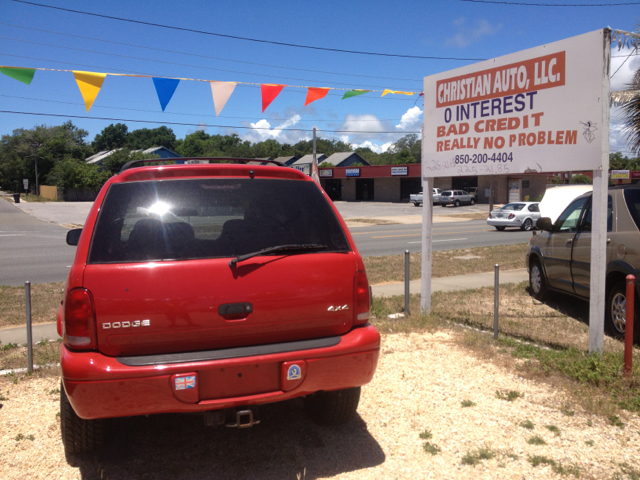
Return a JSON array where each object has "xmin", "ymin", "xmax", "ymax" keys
[
  {"xmin": 519, "ymin": 420, "xmax": 535, "ymax": 430},
  {"xmin": 528, "ymin": 456, "xmax": 580, "ymax": 477},
  {"xmin": 422, "ymin": 442, "xmax": 441, "ymax": 455},
  {"xmin": 0, "ymin": 339, "xmax": 62, "ymax": 371},
  {"xmin": 585, "ymin": 439, "xmax": 594, "ymax": 446},
  {"xmin": 363, "ymin": 243, "xmax": 527, "ymax": 285},
  {"xmin": 495, "ymin": 389, "xmax": 523, "ymax": 402},
  {"xmin": 614, "ymin": 463, "xmax": 640, "ymax": 480},
  {"xmin": 527, "ymin": 435, "xmax": 546, "ymax": 445},
  {"xmin": 0, "ymin": 282, "xmax": 63, "ymax": 328},
  {"xmin": 461, "ymin": 445, "xmax": 496, "ymax": 466},
  {"xmin": 561, "ymin": 405, "xmax": 575, "ymax": 416},
  {"xmin": 544, "ymin": 425, "xmax": 561, "ymax": 436},
  {"xmin": 608, "ymin": 415, "xmax": 626, "ymax": 428},
  {"xmin": 419, "ymin": 428, "xmax": 432, "ymax": 440},
  {"xmin": 461, "ymin": 399, "xmax": 476, "ymax": 408}
]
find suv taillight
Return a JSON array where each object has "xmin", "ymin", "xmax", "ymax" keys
[
  {"xmin": 64, "ymin": 288, "xmax": 97, "ymax": 350},
  {"xmin": 354, "ymin": 271, "xmax": 370, "ymax": 325}
]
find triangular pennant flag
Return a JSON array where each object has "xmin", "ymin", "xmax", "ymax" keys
[
  {"xmin": 153, "ymin": 77, "xmax": 181, "ymax": 111},
  {"xmin": 0, "ymin": 67, "xmax": 36, "ymax": 85},
  {"xmin": 209, "ymin": 81, "xmax": 236, "ymax": 116},
  {"xmin": 72, "ymin": 71, "xmax": 107, "ymax": 111},
  {"xmin": 342, "ymin": 90, "xmax": 370, "ymax": 100},
  {"xmin": 305, "ymin": 87, "xmax": 330, "ymax": 106},
  {"xmin": 381, "ymin": 89, "xmax": 414, "ymax": 97},
  {"xmin": 261, "ymin": 84, "xmax": 286, "ymax": 112}
]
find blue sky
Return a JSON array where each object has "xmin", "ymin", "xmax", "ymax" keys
[{"xmin": 0, "ymin": 0, "xmax": 638, "ymax": 155}]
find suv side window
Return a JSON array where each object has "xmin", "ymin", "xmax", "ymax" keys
[
  {"xmin": 555, "ymin": 197, "xmax": 588, "ymax": 233},
  {"xmin": 624, "ymin": 189, "xmax": 640, "ymax": 231},
  {"xmin": 528, "ymin": 204, "xmax": 539, "ymax": 212},
  {"xmin": 580, "ymin": 196, "xmax": 613, "ymax": 232}
]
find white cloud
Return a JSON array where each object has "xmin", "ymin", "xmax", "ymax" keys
[
  {"xmin": 339, "ymin": 114, "xmax": 386, "ymax": 140},
  {"xmin": 445, "ymin": 19, "xmax": 502, "ymax": 48},
  {"xmin": 396, "ymin": 106, "xmax": 423, "ymax": 130},
  {"xmin": 244, "ymin": 114, "xmax": 304, "ymax": 143},
  {"xmin": 351, "ymin": 141, "xmax": 393, "ymax": 154},
  {"xmin": 610, "ymin": 49, "xmax": 639, "ymax": 92}
]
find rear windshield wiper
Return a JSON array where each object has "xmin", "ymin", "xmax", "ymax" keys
[{"xmin": 229, "ymin": 244, "xmax": 327, "ymax": 268}]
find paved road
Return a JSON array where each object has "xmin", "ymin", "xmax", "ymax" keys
[
  {"xmin": 351, "ymin": 221, "xmax": 532, "ymax": 257},
  {"xmin": 0, "ymin": 199, "xmax": 76, "ymax": 286}
]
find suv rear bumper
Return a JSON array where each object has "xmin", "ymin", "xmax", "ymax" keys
[{"xmin": 62, "ymin": 324, "xmax": 380, "ymax": 420}]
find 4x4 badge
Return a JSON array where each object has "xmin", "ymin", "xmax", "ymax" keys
[
  {"xmin": 102, "ymin": 319, "xmax": 150, "ymax": 329},
  {"xmin": 327, "ymin": 305, "xmax": 348, "ymax": 311}
]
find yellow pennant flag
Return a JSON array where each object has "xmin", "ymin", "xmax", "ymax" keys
[
  {"xmin": 73, "ymin": 71, "xmax": 107, "ymax": 111},
  {"xmin": 381, "ymin": 89, "xmax": 414, "ymax": 97}
]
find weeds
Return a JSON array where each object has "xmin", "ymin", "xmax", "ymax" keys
[
  {"xmin": 419, "ymin": 429, "xmax": 432, "ymax": 440},
  {"xmin": 527, "ymin": 435, "xmax": 546, "ymax": 445},
  {"xmin": 14, "ymin": 433, "xmax": 32, "ymax": 441},
  {"xmin": 528, "ymin": 456, "xmax": 580, "ymax": 478},
  {"xmin": 49, "ymin": 388, "xmax": 60, "ymax": 395},
  {"xmin": 461, "ymin": 445, "xmax": 496, "ymax": 466},
  {"xmin": 585, "ymin": 440, "xmax": 594, "ymax": 446},
  {"xmin": 519, "ymin": 420, "xmax": 535, "ymax": 430},
  {"xmin": 614, "ymin": 463, "xmax": 640, "ymax": 480},
  {"xmin": 561, "ymin": 405, "xmax": 575, "ymax": 416},
  {"xmin": 2, "ymin": 343, "xmax": 18, "ymax": 351},
  {"xmin": 422, "ymin": 442, "xmax": 441, "ymax": 455},
  {"xmin": 608, "ymin": 415, "xmax": 626, "ymax": 428},
  {"xmin": 495, "ymin": 389, "xmax": 523, "ymax": 402},
  {"xmin": 461, "ymin": 400, "xmax": 476, "ymax": 408},
  {"xmin": 544, "ymin": 425, "xmax": 561, "ymax": 436}
]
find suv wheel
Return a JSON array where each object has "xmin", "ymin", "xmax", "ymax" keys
[
  {"xmin": 414, "ymin": 202, "xmax": 421, "ymax": 207},
  {"xmin": 61, "ymin": 382, "xmax": 105, "ymax": 454},
  {"xmin": 303, "ymin": 387, "xmax": 361, "ymax": 425},
  {"xmin": 605, "ymin": 281, "xmax": 638, "ymax": 341},
  {"xmin": 521, "ymin": 218, "xmax": 533, "ymax": 231},
  {"xmin": 529, "ymin": 258, "xmax": 548, "ymax": 301},
  {"xmin": 470, "ymin": 198, "xmax": 475, "ymax": 205},
  {"xmin": 454, "ymin": 200, "xmax": 460, "ymax": 207}
]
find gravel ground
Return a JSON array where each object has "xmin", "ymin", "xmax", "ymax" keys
[{"xmin": 1, "ymin": 332, "xmax": 638, "ymax": 479}]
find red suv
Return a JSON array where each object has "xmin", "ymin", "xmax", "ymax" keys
[{"xmin": 58, "ymin": 159, "xmax": 380, "ymax": 454}]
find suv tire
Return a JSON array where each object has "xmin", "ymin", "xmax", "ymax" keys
[
  {"xmin": 303, "ymin": 387, "xmax": 361, "ymax": 425},
  {"xmin": 521, "ymin": 218, "xmax": 533, "ymax": 231},
  {"xmin": 61, "ymin": 382, "xmax": 104, "ymax": 454},
  {"xmin": 605, "ymin": 281, "xmax": 639, "ymax": 341},
  {"xmin": 414, "ymin": 202, "xmax": 421, "ymax": 207},
  {"xmin": 470, "ymin": 198, "xmax": 475, "ymax": 205},
  {"xmin": 495, "ymin": 226, "xmax": 506, "ymax": 231},
  {"xmin": 454, "ymin": 200, "xmax": 460, "ymax": 207},
  {"xmin": 529, "ymin": 258, "xmax": 548, "ymax": 301}
]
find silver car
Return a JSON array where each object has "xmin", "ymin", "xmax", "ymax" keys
[
  {"xmin": 440, "ymin": 190, "xmax": 475, "ymax": 207},
  {"xmin": 487, "ymin": 202, "xmax": 541, "ymax": 231}
]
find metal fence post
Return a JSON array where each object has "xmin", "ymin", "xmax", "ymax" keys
[
  {"xmin": 404, "ymin": 250, "xmax": 410, "ymax": 317},
  {"xmin": 25, "ymin": 281, "xmax": 33, "ymax": 374},
  {"xmin": 624, "ymin": 274, "xmax": 635, "ymax": 377},
  {"xmin": 494, "ymin": 264, "xmax": 499, "ymax": 340}
]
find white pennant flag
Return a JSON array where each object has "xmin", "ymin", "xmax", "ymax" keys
[{"xmin": 209, "ymin": 81, "xmax": 236, "ymax": 116}]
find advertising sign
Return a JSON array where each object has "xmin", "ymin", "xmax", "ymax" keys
[
  {"xmin": 22, "ymin": 178, "xmax": 28, "ymax": 190},
  {"xmin": 345, "ymin": 168, "xmax": 360, "ymax": 177},
  {"xmin": 611, "ymin": 170, "xmax": 630, "ymax": 179},
  {"xmin": 391, "ymin": 167, "xmax": 408, "ymax": 176},
  {"xmin": 423, "ymin": 29, "xmax": 606, "ymax": 178},
  {"xmin": 319, "ymin": 169, "xmax": 333, "ymax": 177}
]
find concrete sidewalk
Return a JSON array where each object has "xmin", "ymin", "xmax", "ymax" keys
[{"xmin": 0, "ymin": 269, "xmax": 529, "ymax": 344}]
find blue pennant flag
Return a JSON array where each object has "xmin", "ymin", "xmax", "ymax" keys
[{"xmin": 152, "ymin": 77, "xmax": 180, "ymax": 111}]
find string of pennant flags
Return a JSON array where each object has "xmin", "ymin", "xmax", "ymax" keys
[{"xmin": 0, "ymin": 65, "xmax": 421, "ymax": 115}]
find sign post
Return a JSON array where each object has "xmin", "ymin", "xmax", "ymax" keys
[
  {"xmin": 23, "ymin": 178, "xmax": 28, "ymax": 193},
  {"xmin": 421, "ymin": 29, "xmax": 610, "ymax": 352}
]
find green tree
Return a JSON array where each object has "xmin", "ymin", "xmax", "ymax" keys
[
  {"xmin": 389, "ymin": 134, "xmax": 421, "ymax": 162},
  {"xmin": 101, "ymin": 150, "xmax": 161, "ymax": 175},
  {"xmin": 92, "ymin": 123, "xmax": 129, "ymax": 151},
  {"xmin": 392, "ymin": 150, "xmax": 417, "ymax": 165},
  {"xmin": 620, "ymin": 23, "xmax": 640, "ymax": 156},
  {"xmin": 125, "ymin": 126, "xmax": 177, "ymax": 150},
  {"xmin": 46, "ymin": 158, "xmax": 111, "ymax": 192},
  {"xmin": 570, "ymin": 174, "xmax": 592, "ymax": 184},
  {"xmin": 609, "ymin": 152, "xmax": 630, "ymax": 170}
]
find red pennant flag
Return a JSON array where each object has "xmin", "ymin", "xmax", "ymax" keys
[
  {"xmin": 305, "ymin": 87, "xmax": 330, "ymax": 106},
  {"xmin": 261, "ymin": 84, "xmax": 285, "ymax": 112}
]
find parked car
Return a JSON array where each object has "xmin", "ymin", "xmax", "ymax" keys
[
  {"xmin": 487, "ymin": 202, "xmax": 541, "ymax": 231},
  {"xmin": 410, "ymin": 188, "xmax": 442, "ymax": 206},
  {"xmin": 468, "ymin": 187, "xmax": 478, "ymax": 201},
  {"xmin": 440, "ymin": 190, "xmax": 475, "ymax": 207},
  {"xmin": 527, "ymin": 185, "xmax": 640, "ymax": 342},
  {"xmin": 58, "ymin": 158, "xmax": 380, "ymax": 454}
]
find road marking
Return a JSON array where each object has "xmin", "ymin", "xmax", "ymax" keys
[
  {"xmin": 372, "ymin": 229, "xmax": 493, "ymax": 239},
  {"xmin": 0, "ymin": 234, "xmax": 26, "ymax": 237},
  {"xmin": 408, "ymin": 238, "xmax": 467, "ymax": 243}
]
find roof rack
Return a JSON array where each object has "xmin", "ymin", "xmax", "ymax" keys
[{"xmin": 119, "ymin": 157, "xmax": 285, "ymax": 173}]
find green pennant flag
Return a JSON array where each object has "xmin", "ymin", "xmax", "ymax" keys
[
  {"xmin": 342, "ymin": 90, "xmax": 370, "ymax": 100},
  {"xmin": 0, "ymin": 67, "xmax": 36, "ymax": 85}
]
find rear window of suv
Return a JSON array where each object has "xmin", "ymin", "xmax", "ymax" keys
[
  {"xmin": 624, "ymin": 189, "xmax": 640, "ymax": 231},
  {"xmin": 88, "ymin": 178, "xmax": 350, "ymax": 263}
]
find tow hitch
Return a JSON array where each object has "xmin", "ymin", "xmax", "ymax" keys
[{"xmin": 225, "ymin": 410, "xmax": 260, "ymax": 428}]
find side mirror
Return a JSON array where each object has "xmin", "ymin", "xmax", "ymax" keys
[
  {"xmin": 536, "ymin": 217, "xmax": 553, "ymax": 232},
  {"xmin": 66, "ymin": 228, "xmax": 82, "ymax": 246}
]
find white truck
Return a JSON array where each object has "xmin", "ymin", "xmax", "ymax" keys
[{"xmin": 410, "ymin": 188, "xmax": 442, "ymax": 206}]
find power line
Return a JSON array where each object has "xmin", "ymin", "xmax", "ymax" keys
[
  {"xmin": 0, "ymin": 94, "xmax": 414, "ymax": 122},
  {"xmin": 461, "ymin": 0, "xmax": 640, "ymax": 5},
  {"xmin": 611, "ymin": 47, "xmax": 638, "ymax": 78},
  {"xmin": 0, "ymin": 110, "xmax": 421, "ymax": 135},
  {"xmin": 0, "ymin": 36, "xmax": 418, "ymax": 90},
  {"xmin": 10, "ymin": 0, "xmax": 485, "ymax": 61},
  {"xmin": 0, "ymin": 22, "xmax": 424, "ymax": 83}
]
